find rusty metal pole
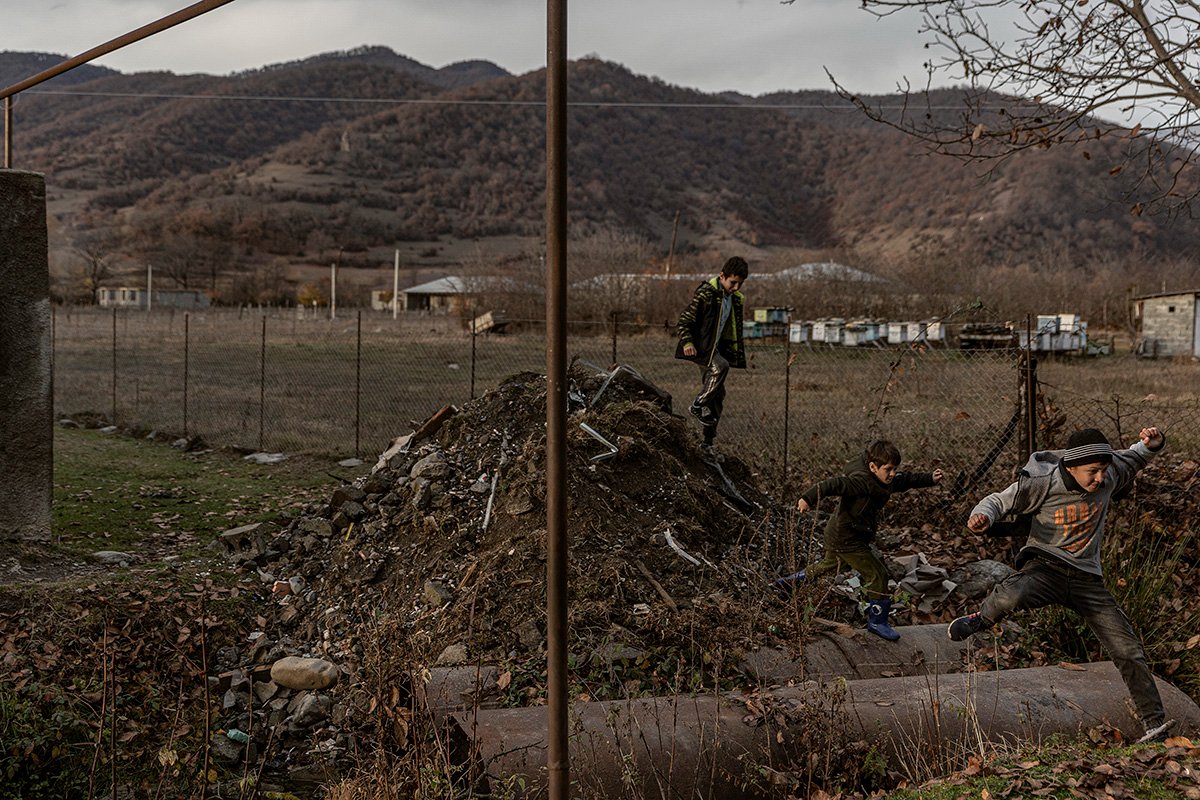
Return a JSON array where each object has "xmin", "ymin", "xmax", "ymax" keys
[
  {"xmin": 545, "ymin": 0, "xmax": 570, "ymax": 797},
  {"xmin": 3, "ymin": 96, "xmax": 12, "ymax": 168},
  {"xmin": 183, "ymin": 312, "xmax": 190, "ymax": 438},
  {"xmin": 258, "ymin": 315, "xmax": 266, "ymax": 451},
  {"xmin": 355, "ymin": 309, "xmax": 362, "ymax": 459},
  {"xmin": 1, "ymin": 0, "xmax": 238, "ymax": 102},
  {"xmin": 783, "ymin": 323, "xmax": 792, "ymax": 485}
]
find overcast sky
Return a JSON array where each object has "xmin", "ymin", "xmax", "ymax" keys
[{"xmin": 8, "ymin": 0, "xmax": 942, "ymax": 96}]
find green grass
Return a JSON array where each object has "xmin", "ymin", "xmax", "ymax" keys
[{"xmin": 51, "ymin": 426, "xmax": 353, "ymax": 557}]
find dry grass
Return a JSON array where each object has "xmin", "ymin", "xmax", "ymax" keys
[{"xmin": 52, "ymin": 308, "xmax": 1200, "ymax": 494}]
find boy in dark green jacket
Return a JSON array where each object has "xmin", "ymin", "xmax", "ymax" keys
[
  {"xmin": 674, "ymin": 256, "xmax": 748, "ymax": 450},
  {"xmin": 790, "ymin": 440, "xmax": 943, "ymax": 640}
]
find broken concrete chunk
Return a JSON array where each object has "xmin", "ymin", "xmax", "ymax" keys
[
  {"xmin": 410, "ymin": 451, "xmax": 450, "ymax": 480},
  {"xmin": 330, "ymin": 485, "xmax": 366, "ymax": 509}
]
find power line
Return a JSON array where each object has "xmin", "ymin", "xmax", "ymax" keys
[{"xmin": 23, "ymin": 87, "xmax": 976, "ymax": 111}]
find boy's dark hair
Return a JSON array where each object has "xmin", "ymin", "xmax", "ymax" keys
[
  {"xmin": 866, "ymin": 439, "xmax": 901, "ymax": 467},
  {"xmin": 721, "ymin": 256, "xmax": 749, "ymax": 279}
]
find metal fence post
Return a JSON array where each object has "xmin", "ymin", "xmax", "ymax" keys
[
  {"xmin": 1021, "ymin": 314, "xmax": 1037, "ymax": 459},
  {"xmin": 183, "ymin": 312, "xmax": 189, "ymax": 438},
  {"xmin": 111, "ymin": 307, "xmax": 117, "ymax": 424},
  {"xmin": 611, "ymin": 310, "xmax": 618, "ymax": 365},
  {"xmin": 470, "ymin": 314, "xmax": 477, "ymax": 401},
  {"xmin": 783, "ymin": 330, "xmax": 792, "ymax": 486},
  {"xmin": 355, "ymin": 309, "xmax": 362, "ymax": 459},
  {"xmin": 258, "ymin": 315, "xmax": 266, "ymax": 452}
]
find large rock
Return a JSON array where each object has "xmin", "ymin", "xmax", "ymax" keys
[{"xmin": 270, "ymin": 656, "xmax": 339, "ymax": 690}]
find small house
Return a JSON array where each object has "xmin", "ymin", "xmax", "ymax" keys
[
  {"xmin": 98, "ymin": 287, "xmax": 210, "ymax": 309},
  {"xmin": 1132, "ymin": 290, "xmax": 1200, "ymax": 358}
]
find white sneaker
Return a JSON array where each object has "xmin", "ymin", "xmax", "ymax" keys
[{"xmin": 1135, "ymin": 718, "xmax": 1176, "ymax": 744}]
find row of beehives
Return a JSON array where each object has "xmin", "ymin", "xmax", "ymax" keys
[{"xmin": 750, "ymin": 313, "xmax": 1090, "ymax": 352}]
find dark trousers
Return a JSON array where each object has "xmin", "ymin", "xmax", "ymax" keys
[
  {"xmin": 980, "ymin": 556, "xmax": 1164, "ymax": 725},
  {"xmin": 693, "ymin": 353, "xmax": 729, "ymax": 438}
]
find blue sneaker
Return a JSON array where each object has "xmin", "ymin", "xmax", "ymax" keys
[{"xmin": 772, "ymin": 570, "xmax": 806, "ymax": 592}]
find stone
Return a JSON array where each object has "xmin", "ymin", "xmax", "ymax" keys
[
  {"xmin": 289, "ymin": 693, "xmax": 333, "ymax": 729},
  {"xmin": 254, "ymin": 681, "xmax": 280, "ymax": 703},
  {"xmin": 90, "ymin": 551, "xmax": 134, "ymax": 566},
  {"xmin": 244, "ymin": 452, "xmax": 288, "ymax": 464},
  {"xmin": 269, "ymin": 656, "xmax": 339, "ymax": 690},
  {"xmin": 424, "ymin": 580, "xmax": 453, "ymax": 607},
  {"xmin": 515, "ymin": 619, "xmax": 543, "ymax": 651},
  {"xmin": 506, "ymin": 492, "xmax": 535, "ymax": 516},
  {"xmin": 949, "ymin": 559, "xmax": 1015, "ymax": 600},
  {"xmin": 590, "ymin": 642, "xmax": 647, "ymax": 667},
  {"xmin": 210, "ymin": 733, "xmax": 244, "ymax": 765},
  {"xmin": 297, "ymin": 518, "xmax": 334, "ymax": 538},
  {"xmin": 410, "ymin": 451, "xmax": 450, "ymax": 480},
  {"xmin": 436, "ymin": 644, "xmax": 468, "ymax": 666},
  {"xmin": 340, "ymin": 501, "xmax": 365, "ymax": 520},
  {"xmin": 330, "ymin": 485, "xmax": 366, "ymax": 509}
]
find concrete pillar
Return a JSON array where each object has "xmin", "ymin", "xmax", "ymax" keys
[{"xmin": 0, "ymin": 170, "xmax": 51, "ymax": 541}]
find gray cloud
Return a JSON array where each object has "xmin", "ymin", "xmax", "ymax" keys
[{"xmin": 7, "ymin": 0, "xmax": 939, "ymax": 95}]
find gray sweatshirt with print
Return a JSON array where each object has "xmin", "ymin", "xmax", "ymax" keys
[{"xmin": 970, "ymin": 439, "xmax": 1161, "ymax": 576}]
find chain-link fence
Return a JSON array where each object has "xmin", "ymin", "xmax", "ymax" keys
[{"xmin": 51, "ymin": 307, "xmax": 1199, "ymax": 502}]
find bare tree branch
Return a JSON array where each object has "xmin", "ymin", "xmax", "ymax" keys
[{"xmin": 816, "ymin": 0, "xmax": 1200, "ymax": 213}]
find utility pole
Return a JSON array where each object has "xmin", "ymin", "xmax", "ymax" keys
[
  {"xmin": 393, "ymin": 249, "xmax": 400, "ymax": 320},
  {"xmin": 146, "ymin": 263, "xmax": 152, "ymax": 312},
  {"xmin": 666, "ymin": 209, "xmax": 679, "ymax": 279}
]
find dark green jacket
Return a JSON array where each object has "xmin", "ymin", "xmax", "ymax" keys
[
  {"xmin": 800, "ymin": 451, "xmax": 936, "ymax": 550},
  {"xmin": 674, "ymin": 277, "xmax": 746, "ymax": 369}
]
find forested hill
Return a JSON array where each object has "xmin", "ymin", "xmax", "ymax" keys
[{"xmin": 3, "ymin": 47, "xmax": 1195, "ymax": 273}]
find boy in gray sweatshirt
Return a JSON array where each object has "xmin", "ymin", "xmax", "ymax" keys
[{"xmin": 947, "ymin": 426, "xmax": 1172, "ymax": 744}]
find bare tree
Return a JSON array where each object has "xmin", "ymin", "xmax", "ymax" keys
[
  {"xmin": 816, "ymin": 0, "xmax": 1200, "ymax": 213},
  {"xmin": 73, "ymin": 234, "xmax": 115, "ymax": 305}
]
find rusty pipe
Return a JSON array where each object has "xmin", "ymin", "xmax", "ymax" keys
[
  {"xmin": 450, "ymin": 662, "xmax": 1200, "ymax": 799},
  {"xmin": 0, "ymin": 0, "xmax": 238, "ymax": 100}
]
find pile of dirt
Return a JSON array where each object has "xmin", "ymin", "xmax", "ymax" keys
[
  {"xmin": 255, "ymin": 363, "xmax": 800, "ymax": 682},
  {"xmin": 214, "ymin": 363, "xmax": 1200, "ymax": 789}
]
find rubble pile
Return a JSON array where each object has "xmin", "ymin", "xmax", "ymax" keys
[
  {"xmin": 207, "ymin": 363, "xmax": 809, "ymax": 781},
  {"xmin": 203, "ymin": 361, "xmax": 1200, "ymax": 788}
]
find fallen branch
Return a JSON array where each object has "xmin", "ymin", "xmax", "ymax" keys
[{"xmin": 633, "ymin": 559, "xmax": 679, "ymax": 612}]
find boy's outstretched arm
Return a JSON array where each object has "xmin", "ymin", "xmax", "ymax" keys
[
  {"xmin": 966, "ymin": 480, "xmax": 1025, "ymax": 533},
  {"xmin": 795, "ymin": 474, "xmax": 859, "ymax": 512},
  {"xmin": 1141, "ymin": 426, "xmax": 1165, "ymax": 449},
  {"xmin": 1106, "ymin": 425, "xmax": 1166, "ymax": 497},
  {"xmin": 967, "ymin": 513, "xmax": 992, "ymax": 533}
]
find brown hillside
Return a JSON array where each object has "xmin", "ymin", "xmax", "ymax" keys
[{"xmin": 5, "ymin": 47, "xmax": 1199, "ymax": 294}]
